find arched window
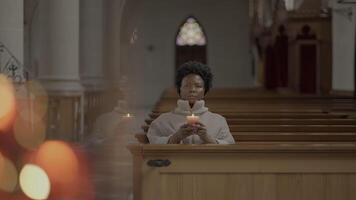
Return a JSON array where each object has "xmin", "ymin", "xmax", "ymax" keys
[
  {"xmin": 176, "ymin": 17, "xmax": 206, "ymax": 46},
  {"xmin": 175, "ymin": 16, "xmax": 207, "ymax": 68}
]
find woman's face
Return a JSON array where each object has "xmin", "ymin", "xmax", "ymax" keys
[{"xmin": 180, "ymin": 74, "xmax": 205, "ymax": 105}]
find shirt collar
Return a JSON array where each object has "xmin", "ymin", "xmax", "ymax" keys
[{"xmin": 174, "ymin": 99, "xmax": 208, "ymax": 115}]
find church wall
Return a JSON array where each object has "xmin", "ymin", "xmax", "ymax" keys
[
  {"xmin": 120, "ymin": 0, "xmax": 252, "ymax": 108},
  {"xmin": 331, "ymin": 0, "xmax": 356, "ymax": 92},
  {"xmin": 0, "ymin": 0, "xmax": 23, "ymax": 63}
]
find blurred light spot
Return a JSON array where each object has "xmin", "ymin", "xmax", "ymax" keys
[
  {"xmin": 14, "ymin": 117, "xmax": 46, "ymax": 150},
  {"xmin": 16, "ymin": 80, "xmax": 48, "ymax": 123},
  {"xmin": 35, "ymin": 141, "xmax": 79, "ymax": 185},
  {"xmin": 130, "ymin": 28, "xmax": 138, "ymax": 44},
  {"xmin": 0, "ymin": 153, "xmax": 18, "ymax": 192},
  {"xmin": 0, "ymin": 74, "xmax": 16, "ymax": 132},
  {"xmin": 34, "ymin": 142, "xmax": 96, "ymax": 199},
  {"xmin": 19, "ymin": 164, "xmax": 50, "ymax": 200}
]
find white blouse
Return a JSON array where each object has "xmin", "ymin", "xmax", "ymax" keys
[{"xmin": 147, "ymin": 100, "xmax": 235, "ymax": 144}]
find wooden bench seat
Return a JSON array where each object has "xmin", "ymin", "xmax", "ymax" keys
[
  {"xmin": 145, "ymin": 118, "xmax": 356, "ymax": 125},
  {"xmin": 141, "ymin": 124, "xmax": 356, "ymax": 133},
  {"xmin": 231, "ymin": 132, "xmax": 356, "ymax": 142},
  {"xmin": 153, "ymin": 103, "xmax": 356, "ymax": 113},
  {"xmin": 149, "ymin": 112, "xmax": 350, "ymax": 119},
  {"xmin": 134, "ymin": 131, "xmax": 356, "ymax": 143},
  {"xmin": 229, "ymin": 125, "xmax": 356, "ymax": 132}
]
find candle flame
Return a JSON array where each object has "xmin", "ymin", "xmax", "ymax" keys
[{"xmin": 126, "ymin": 113, "xmax": 131, "ymax": 117}]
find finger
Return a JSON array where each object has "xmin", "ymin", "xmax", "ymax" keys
[
  {"xmin": 183, "ymin": 127, "xmax": 195, "ymax": 134},
  {"xmin": 196, "ymin": 126, "xmax": 207, "ymax": 131},
  {"xmin": 181, "ymin": 125, "xmax": 194, "ymax": 131},
  {"xmin": 181, "ymin": 124, "xmax": 189, "ymax": 128},
  {"xmin": 198, "ymin": 129, "xmax": 207, "ymax": 135},
  {"xmin": 195, "ymin": 122, "xmax": 206, "ymax": 127}
]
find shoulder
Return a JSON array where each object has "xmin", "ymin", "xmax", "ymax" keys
[
  {"xmin": 151, "ymin": 112, "xmax": 177, "ymax": 124},
  {"xmin": 205, "ymin": 111, "xmax": 226, "ymax": 121}
]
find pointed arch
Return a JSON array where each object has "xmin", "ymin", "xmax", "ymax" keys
[{"xmin": 175, "ymin": 16, "xmax": 207, "ymax": 68}]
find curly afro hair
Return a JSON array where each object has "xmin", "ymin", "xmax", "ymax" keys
[{"xmin": 175, "ymin": 61, "xmax": 213, "ymax": 95}]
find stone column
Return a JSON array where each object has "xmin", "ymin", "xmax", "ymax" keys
[
  {"xmin": 80, "ymin": 0, "xmax": 105, "ymax": 91},
  {"xmin": 39, "ymin": 0, "xmax": 83, "ymax": 94},
  {"xmin": 37, "ymin": 0, "xmax": 83, "ymax": 140}
]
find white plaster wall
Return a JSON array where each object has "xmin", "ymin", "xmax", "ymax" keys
[
  {"xmin": 0, "ymin": 0, "xmax": 23, "ymax": 63},
  {"xmin": 331, "ymin": 0, "xmax": 356, "ymax": 91},
  {"xmin": 121, "ymin": 0, "xmax": 252, "ymax": 108}
]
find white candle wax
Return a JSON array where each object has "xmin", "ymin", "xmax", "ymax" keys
[{"xmin": 186, "ymin": 113, "xmax": 199, "ymax": 124}]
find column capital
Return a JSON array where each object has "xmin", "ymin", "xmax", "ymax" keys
[
  {"xmin": 39, "ymin": 77, "xmax": 84, "ymax": 96},
  {"xmin": 80, "ymin": 75, "xmax": 106, "ymax": 92}
]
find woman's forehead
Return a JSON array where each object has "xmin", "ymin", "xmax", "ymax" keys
[{"xmin": 182, "ymin": 74, "xmax": 203, "ymax": 81}]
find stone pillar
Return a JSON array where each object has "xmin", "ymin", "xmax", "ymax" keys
[
  {"xmin": 105, "ymin": 0, "xmax": 126, "ymax": 87},
  {"xmin": 37, "ymin": 0, "xmax": 83, "ymax": 141},
  {"xmin": 39, "ymin": 0, "xmax": 82, "ymax": 94},
  {"xmin": 80, "ymin": 0, "xmax": 105, "ymax": 91}
]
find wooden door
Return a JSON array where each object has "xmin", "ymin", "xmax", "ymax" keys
[
  {"xmin": 175, "ymin": 45, "xmax": 207, "ymax": 68},
  {"xmin": 299, "ymin": 43, "xmax": 317, "ymax": 93}
]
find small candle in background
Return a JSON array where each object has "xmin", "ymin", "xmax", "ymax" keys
[
  {"xmin": 186, "ymin": 113, "xmax": 199, "ymax": 124},
  {"xmin": 121, "ymin": 113, "xmax": 135, "ymax": 136},
  {"xmin": 122, "ymin": 113, "xmax": 134, "ymax": 123},
  {"xmin": 121, "ymin": 113, "xmax": 134, "ymax": 123}
]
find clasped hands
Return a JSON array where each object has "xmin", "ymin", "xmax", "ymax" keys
[{"xmin": 168, "ymin": 122, "xmax": 217, "ymax": 144}]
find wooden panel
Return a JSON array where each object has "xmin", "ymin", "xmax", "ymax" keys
[
  {"xmin": 301, "ymin": 175, "xmax": 325, "ymax": 200},
  {"xmin": 157, "ymin": 173, "xmax": 356, "ymax": 200},
  {"xmin": 47, "ymin": 95, "xmax": 82, "ymax": 141},
  {"xmin": 129, "ymin": 144, "xmax": 356, "ymax": 200},
  {"xmin": 276, "ymin": 174, "xmax": 302, "ymax": 200},
  {"xmin": 226, "ymin": 174, "xmax": 253, "ymax": 200},
  {"xmin": 325, "ymin": 174, "xmax": 349, "ymax": 200}
]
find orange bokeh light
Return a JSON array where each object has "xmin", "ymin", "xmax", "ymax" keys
[
  {"xmin": 35, "ymin": 141, "xmax": 79, "ymax": 185},
  {"xmin": 13, "ymin": 117, "xmax": 46, "ymax": 150},
  {"xmin": 16, "ymin": 80, "xmax": 48, "ymax": 123},
  {"xmin": 33, "ymin": 141, "xmax": 95, "ymax": 199},
  {"xmin": 36, "ymin": 141, "xmax": 93, "ymax": 199},
  {"xmin": 0, "ymin": 153, "xmax": 18, "ymax": 193},
  {"xmin": 0, "ymin": 74, "xmax": 16, "ymax": 132}
]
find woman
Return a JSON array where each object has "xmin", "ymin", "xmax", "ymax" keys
[{"xmin": 147, "ymin": 61, "xmax": 235, "ymax": 144}]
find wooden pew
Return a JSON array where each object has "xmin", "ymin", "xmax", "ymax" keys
[
  {"xmin": 128, "ymin": 142, "xmax": 356, "ymax": 200},
  {"xmin": 232, "ymin": 132, "xmax": 356, "ymax": 142},
  {"xmin": 149, "ymin": 112, "xmax": 350, "ymax": 119},
  {"xmin": 145, "ymin": 118, "xmax": 356, "ymax": 125},
  {"xmin": 141, "ymin": 124, "xmax": 356, "ymax": 133},
  {"xmin": 153, "ymin": 101, "xmax": 356, "ymax": 113},
  {"xmin": 138, "ymin": 88, "xmax": 356, "ymax": 144},
  {"xmin": 131, "ymin": 88, "xmax": 356, "ymax": 200},
  {"xmin": 158, "ymin": 87, "xmax": 354, "ymax": 99}
]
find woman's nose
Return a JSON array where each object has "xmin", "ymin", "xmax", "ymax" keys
[{"xmin": 189, "ymin": 86, "xmax": 197, "ymax": 92}]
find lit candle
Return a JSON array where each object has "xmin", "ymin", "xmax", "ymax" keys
[
  {"xmin": 186, "ymin": 113, "xmax": 199, "ymax": 125},
  {"xmin": 122, "ymin": 113, "xmax": 133, "ymax": 121}
]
